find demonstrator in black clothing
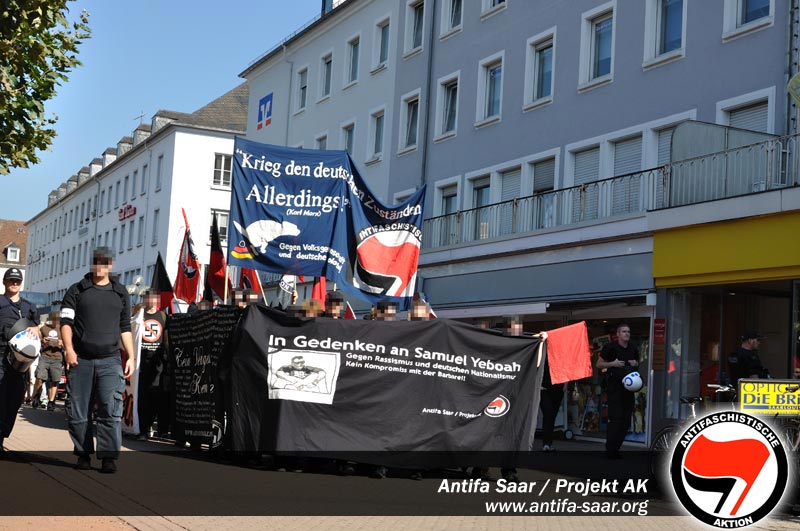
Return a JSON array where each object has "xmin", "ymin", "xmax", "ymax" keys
[{"xmin": 61, "ymin": 247, "xmax": 134, "ymax": 473}]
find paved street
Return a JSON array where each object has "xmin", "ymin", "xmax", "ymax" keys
[{"xmin": 1, "ymin": 401, "xmax": 798, "ymax": 531}]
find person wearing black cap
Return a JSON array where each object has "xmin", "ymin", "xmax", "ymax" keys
[
  {"xmin": 728, "ymin": 331, "xmax": 768, "ymax": 385},
  {"xmin": 61, "ymin": 247, "xmax": 134, "ymax": 473},
  {"xmin": 0, "ymin": 268, "xmax": 40, "ymax": 452}
]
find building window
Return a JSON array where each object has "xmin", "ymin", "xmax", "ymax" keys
[
  {"xmin": 152, "ymin": 209, "xmax": 159, "ymax": 245},
  {"xmin": 659, "ymin": 0, "xmax": 683, "ymax": 54},
  {"xmin": 128, "ymin": 220, "xmax": 134, "ymax": 249},
  {"xmin": 123, "ymin": 175, "xmax": 129, "ymax": 203},
  {"xmin": 321, "ymin": 53, "xmax": 332, "ymax": 98},
  {"xmin": 342, "ymin": 122, "xmax": 355, "ymax": 154},
  {"xmin": 441, "ymin": 185, "xmax": 458, "ymax": 215},
  {"xmin": 435, "ymin": 72, "xmax": 459, "ymax": 138},
  {"xmin": 112, "ymin": 228, "xmax": 117, "ymax": 252},
  {"xmin": 119, "ymin": 225, "xmax": 125, "ymax": 253},
  {"xmin": 213, "ymin": 154, "xmax": 232, "ymax": 187},
  {"xmin": 347, "ymin": 37, "xmax": 360, "ymax": 84},
  {"xmin": 443, "ymin": 0, "xmax": 462, "ymax": 34},
  {"xmin": 155, "ymin": 155, "xmax": 163, "ymax": 190},
  {"xmin": 7, "ymin": 248, "xmax": 19, "ymax": 262},
  {"xmin": 141, "ymin": 164, "xmax": 148, "ymax": 194},
  {"xmin": 592, "ymin": 15, "xmax": 613, "ymax": 79},
  {"xmin": 482, "ymin": 0, "xmax": 506, "ymax": 17},
  {"xmin": 525, "ymin": 30, "xmax": 556, "ymax": 108},
  {"xmin": 131, "ymin": 170, "xmax": 138, "ymax": 200},
  {"xmin": 137, "ymin": 215, "xmax": 144, "ymax": 246},
  {"xmin": 741, "ymin": 0, "xmax": 770, "ymax": 24},
  {"xmin": 369, "ymin": 109, "xmax": 385, "ymax": 161},
  {"xmin": 297, "ymin": 68, "xmax": 308, "ymax": 110},
  {"xmin": 406, "ymin": 0, "xmax": 425, "ymax": 54},
  {"xmin": 579, "ymin": 3, "xmax": 615, "ymax": 88},
  {"xmin": 400, "ymin": 90, "xmax": 420, "ymax": 151},
  {"xmin": 644, "ymin": 0, "xmax": 686, "ymax": 67},
  {"xmin": 477, "ymin": 52, "xmax": 504, "ymax": 123},
  {"xmin": 316, "ymin": 134, "xmax": 328, "ymax": 150},
  {"xmin": 211, "ymin": 210, "xmax": 229, "ymax": 245},
  {"xmin": 375, "ymin": 18, "xmax": 390, "ymax": 68},
  {"xmin": 472, "ymin": 177, "xmax": 491, "ymax": 240}
]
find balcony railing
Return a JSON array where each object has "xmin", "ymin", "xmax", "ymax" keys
[{"xmin": 423, "ymin": 133, "xmax": 800, "ymax": 249}]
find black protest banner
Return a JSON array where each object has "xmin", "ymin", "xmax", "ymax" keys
[
  {"xmin": 228, "ymin": 305, "xmax": 544, "ymax": 467},
  {"xmin": 167, "ymin": 307, "xmax": 240, "ymax": 444}
]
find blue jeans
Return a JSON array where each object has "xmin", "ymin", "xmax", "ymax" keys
[{"xmin": 66, "ymin": 356, "xmax": 125, "ymax": 459}]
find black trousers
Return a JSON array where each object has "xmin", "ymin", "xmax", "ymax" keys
[
  {"xmin": 605, "ymin": 386, "xmax": 634, "ymax": 454},
  {"xmin": 0, "ymin": 358, "xmax": 25, "ymax": 440},
  {"xmin": 539, "ymin": 385, "xmax": 564, "ymax": 446},
  {"xmin": 137, "ymin": 385, "xmax": 164, "ymax": 435}
]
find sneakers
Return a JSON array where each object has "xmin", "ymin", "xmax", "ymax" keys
[
  {"xmin": 100, "ymin": 458, "xmax": 117, "ymax": 474},
  {"xmin": 75, "ymin": 456, "xmax": 91, "ymax": 470},
  {"xmin": 337, "ymin": 462, "xmax": 355, "ymax": 476},
  {"xmin": 46, "ymin": 402, "xmax": 56, "ymax": 411},
  {"xmin": 542, "ymin": 444, "xmax": 555, "ymax": 452},
  {"xmin": 369, "ymin": 466, "xmax": 387, "ymax": 479},
  {"xmin": 31, "ymin": 398, "xmax": 40, "ymax": 409}
]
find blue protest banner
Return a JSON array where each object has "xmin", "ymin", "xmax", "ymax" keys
[{"xmin": 228, "ymin": 137, "xmax": 425, "ymax": 308}]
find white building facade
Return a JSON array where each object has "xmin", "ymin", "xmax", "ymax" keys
[{"xmin": 25, "ymin": 84, "xmax": 249, "ymax": 307}]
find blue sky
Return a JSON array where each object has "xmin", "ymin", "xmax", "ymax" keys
[{"xmin": 6, "ymin": 0, "xmax": 321, "ymax": 222}]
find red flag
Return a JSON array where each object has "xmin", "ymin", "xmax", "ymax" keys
[
  {"xmin": 311, "ymin": 277, "xmax": 327, "ymax": 304},
  {"xmin": 684, "ymin": 434, "xmax": 770, "ymax": 516},
  {"xmin": 174, "ymin": 208, "xmax": 200, "ymax": 303},
  {"xmin": 545, "ymin": 321, "xmax": 593, "ymax": 385},
  {"xmin": 239, "ymin": 267, "xmax": 262, "ymax": 292},
  {"xmin": 343, "ymin": 301, "xmax": 356, "ymax": 319},
  {"xmin": 151, "ymin": 253, "xmax": 174, "ymax": 312},
  {"xmin": 204, "ymin": 213, "xmax": 231, "ymax": 302}
]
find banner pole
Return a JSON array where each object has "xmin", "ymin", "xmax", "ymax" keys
[
  {"xmin": 224, "ymin": 265, "xmax": 230, "ymax": 304},
  {"xmin": 258, "ymin": 276, "xmax": 268, "ymax": 305}
]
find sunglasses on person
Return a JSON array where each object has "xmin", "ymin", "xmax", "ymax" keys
[{"xmin": 4, "ymin": 279, "xmax": 22, "ymax": 285}]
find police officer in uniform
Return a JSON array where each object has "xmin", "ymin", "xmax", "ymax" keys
[
  {"xmin": 596, "ymin": 323, "xmax": 639, "ymax": 459},
  {"xmin": 0, "ymin": 268, "xmax": 40, "ymax": 452}
]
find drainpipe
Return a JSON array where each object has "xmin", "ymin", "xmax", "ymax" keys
[
  {"xmin": 419, "ymin": 0, "xmax": 438, "ymax": 191},
  {"xmin": 283, "ymin": 44, "xmax": 295, "ymax": 146},
  {"xmin": 786, "ymin": 0, "xmax": 799, "ymax": 136}
]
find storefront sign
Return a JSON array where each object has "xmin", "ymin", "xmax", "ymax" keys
[
  {"xmin": 652, "ymin": 318, "xmax": 666, "ymax": 371},
  {"xmin": 738, "ymin": 379, "xmax": 800, "ymax": 416},
  {"xmin": 119, "ymin": 204, "xmax": 136, "ymax": 221}
]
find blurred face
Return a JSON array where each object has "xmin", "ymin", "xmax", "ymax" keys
[
  {"xmin": 411, "ymin": 304, "xmax": 428, "ymax": 320},
  {"xmin": 3, "ymin": 277, "xmax": 22, "ymax": 295},
  {"xmin": 145, "ymin": 294, "xmax": 159, "ymax": 308},
  {"xmin": 91, "ymin": 255, "xmax": 112, "ymax": 276},
  {"xmin": 327, "ymin": 302, "xmax": 343, "ymax": 316},
  {"xmin": 507, "ymin": 322, "xmax": 523, "ymax": 336}
]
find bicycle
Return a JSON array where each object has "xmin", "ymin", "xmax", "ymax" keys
[
  {"xmin": 649, "ymin": 383, "xmax": 800, "ymax": 483},
  {"xmin": 648, "ymin": 383, "xmax": 737, "ymax": 483}
]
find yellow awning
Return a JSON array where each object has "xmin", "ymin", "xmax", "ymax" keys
[{"xmin": 653, "ymin": 212, "xmax": 800, "ymax": 288}]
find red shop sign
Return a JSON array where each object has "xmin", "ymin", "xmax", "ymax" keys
[{"xmin": 119, "ymin": 204, "xmax": 136, "ymax": 221}]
